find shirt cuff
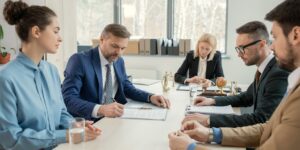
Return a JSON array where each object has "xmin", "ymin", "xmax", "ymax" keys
[
  {"xmin": 53, "ymin": 130, "xmax": 67, "ymax": 145},
  {"xmin": 212, "ymin": 127, "xmax": 223, "ymax": 144},
  {"xmin": 147, "ymin": 94, "xmax": 154, "ymax": 103},
  {"xmin": 92, "ymin": 104, "xmax": 102, "ymax": 118}
]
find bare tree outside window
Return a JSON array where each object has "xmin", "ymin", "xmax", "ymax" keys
[
  {"xmin": 122, "ymin": 0, "xmax": 167, "ymax": 38},
  {"xmin": 174, "ymin": 0, "xmax": 227, "ymax": 53},
  {"xmin": 77, "ymin": 0, "xmax": 114, "ymax": 45}
]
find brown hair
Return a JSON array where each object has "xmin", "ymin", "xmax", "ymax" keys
[
  {"xmin": 265, "ymin": 0, "xmax": 300, "ymax": 37},
  {"xmin": 236, "ymin": 21, "xmax": 269, "ymax": 41},
  {"xmin": 3, "ymin": 0, "xmax": 56, "ymax": 42},
  {"xmin": 194, "ymin": 33, "xmax": 217, "ymax": 61},
  {"xmin": 101, "ymin": 24, "xmax": 131, "ymax": 39}
]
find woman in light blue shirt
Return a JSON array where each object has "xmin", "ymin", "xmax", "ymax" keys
[{"xmin": 0, "ymin": 1, "xmax": 101, "ymax": 149}]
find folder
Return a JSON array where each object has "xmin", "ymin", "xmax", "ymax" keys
[{"xmin": 124, "ymin": 39, "xmax": 139, "ymax": 55}]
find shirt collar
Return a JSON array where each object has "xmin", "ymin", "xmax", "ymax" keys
[
  {"xmin": 258, "ymin": 53, "xmax": 274, "ymax": 73},
  {"xmin": 199, "ymin": 57, "xmax": 207, "ymax": 62},
  {"xmin": 98, "ymin": 46, "xmax": 110, "ymax": 66},
  {"xmin": 16, "ymin": 52, "xmax": 44, "ymax": 71},
  {"xmin": 287, "ymin": 67, "xmax": 300, "ymax": 92}
]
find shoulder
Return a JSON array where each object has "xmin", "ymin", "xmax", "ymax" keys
[
  {"xmin": 213, "ymin": 51, "xmax": 222, "ymax": 59},
  {"xmin": 0, "ymin": 60, "xmax": 22, "ymax": 81},
  {"xmin": 185, "ymin": 50, "xmax": 195, "ymax": 59},
  {"xmin": 268, "ymin": 59, "xmax": 289, "ymax": 78}
]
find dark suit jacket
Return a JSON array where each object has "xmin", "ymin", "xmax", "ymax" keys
[
  {"xmin": 175, "ymin": 50, "xmax": 224, "ymax": 84},
  {"xmin": 210, "ymin": 57, "xmax": 289, "ymax": 127},
  {"xmin": 62, "ymin": 47, "xmax": 150, "ymax": 120}
]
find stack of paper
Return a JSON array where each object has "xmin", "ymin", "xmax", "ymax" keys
[
  {"xmin": 185, "ymin": 105, "xmax": 235, "ymax": 115},
  {"xmin": 120, "ymin": 99, "xmax": 168, "ymax": 121}
]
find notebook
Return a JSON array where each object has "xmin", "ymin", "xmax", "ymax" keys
[{"xmin": 185, "ymin": 105, "xmax": 235, "ymax": 115}]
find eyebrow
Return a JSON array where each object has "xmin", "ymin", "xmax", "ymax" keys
[{"xmin": 55, "ymin": 27, "xmax": 60, "ymax": 30}]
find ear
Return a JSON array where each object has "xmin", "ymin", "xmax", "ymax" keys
[
  {"xmin": 290, "ymin": 26, "xmax": 300, "ymax": 45},
  {"xmin": 31, "ymin": 26, "xmax": 41, "ymax": 39}
]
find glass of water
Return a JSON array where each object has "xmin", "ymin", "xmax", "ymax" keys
[
  {"xmin": 189, "ymin": 83, "xmax": 199, "ymax": 105},
  {"xmin": 69, "ymin": 117, "xmax": 85, "ymax": 144}
]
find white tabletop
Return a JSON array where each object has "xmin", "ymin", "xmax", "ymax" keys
[{"xmin": 55, "ymin": 82, "xmax": 245, "ymax": 150}]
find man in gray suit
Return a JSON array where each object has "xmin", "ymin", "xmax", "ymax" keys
[{"xmin": 182, "ymin": 21, "xmax": 289, "ymax": 127}]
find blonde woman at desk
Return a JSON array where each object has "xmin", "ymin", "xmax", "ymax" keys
[
  {"xmin": 0, "ymin": 1, "xmax": 100, "ymax": 149},
  {"xmin": 174, "ymin": 33, "xmax": 224, "ymax": 88}
]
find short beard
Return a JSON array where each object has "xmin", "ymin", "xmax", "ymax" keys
[{"xmin": 277, "ymin": 41, "xmax": 296, "ymax": 72}]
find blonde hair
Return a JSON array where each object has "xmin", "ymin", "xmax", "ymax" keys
[{"xmin": 194, "ymin": 33, "xmax": 217, "ymax": 61}]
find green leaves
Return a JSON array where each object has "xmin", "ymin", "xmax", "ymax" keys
[{"xmin": 0, "ymin": 25, "xmax": 3, "ymax": 40}]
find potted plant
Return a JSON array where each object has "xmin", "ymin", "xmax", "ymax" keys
[{"xmin": 0, "ymin": 24, "xmax": 16, "ymax": 64}]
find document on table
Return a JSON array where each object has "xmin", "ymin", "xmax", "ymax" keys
[
  {"xmin": 185, "ymin": 105, "xmax": 235, "ymax": 115},
  {"xmin": 132, "ymin": 78, "xmax": 160, "ymax": 86},
  {"xmin": 177, "ymin": 84, "xmax": 231, "ymax": 92},
  {"xmin": 120, "ymin": 99, "xmax": 168, "ymax": 121}
]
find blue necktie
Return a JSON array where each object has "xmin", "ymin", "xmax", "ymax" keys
[{"xmin": 104, "ymin": 63, "xmax": 113, "ymax": 104}]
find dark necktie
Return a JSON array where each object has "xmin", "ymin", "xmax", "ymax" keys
[
  {"xmin": 255, "ymin": 70, "xmax": 261, "ymax": 86},
  {"xmin": 104, "ymin": 63, "xmax": 113, "ymax": 104}
]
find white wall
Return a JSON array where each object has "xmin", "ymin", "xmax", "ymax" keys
[
  {"xmin": 0, "ymin": 0, "xmax": 45, "ymax": 59},
  {"xmin": 124, "ymin": 0, "xmax": 283, "ymax": 84}
]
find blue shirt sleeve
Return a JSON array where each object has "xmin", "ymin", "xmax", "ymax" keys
[{"xmin": 212, "ymin": 127, "xmax": 223, "ymax": 144}]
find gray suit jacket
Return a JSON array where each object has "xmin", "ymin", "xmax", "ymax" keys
[{"xmin": 210, "ymin": 58, "xmax": 289, "ymax": 127}]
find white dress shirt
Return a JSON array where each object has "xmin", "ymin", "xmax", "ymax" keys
[
  {"xmin": 92, "ymin": 47, "xmax": 119, "ymax": 118},
  {"xmin": 197, "ymin": 57, "xmax": 207, "ymax": 78},
  {"xmin": 257, "ymin": 53, "xmax": 274, "ymax": 76},
  {"xmin": 287, "ymin": 67, "xmax": 300, "ymax": 94}
]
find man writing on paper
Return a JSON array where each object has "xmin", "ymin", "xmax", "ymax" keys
[
  {"xmin": 62, "ymin": 24, "xmax": 170, "ymax": 121},
  {"xmin": 182, "ymin": 21, "xmax": 289, "ymax": 128},
  {"xmin": 169, "ymin": 1, "xmax": 300, "ymax": 149}
]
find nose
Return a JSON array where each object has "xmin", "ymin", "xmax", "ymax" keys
[
  {"xmin": 269, "ymin": 42, "xmax": 275, "ymax": 52},
  {"xmin": 58, "ymin": 35, "xmax": 63, "ymax": 43}
]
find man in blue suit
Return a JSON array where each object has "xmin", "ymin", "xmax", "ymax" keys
[{"xmin": 62, "ymin": 24, "xmax": 170, "ymax": 121}]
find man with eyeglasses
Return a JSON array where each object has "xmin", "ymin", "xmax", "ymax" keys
[
  {"xmin": 169, "ymin": 1, "xmax": 300, "ymax": 149},
  {"xmin": 181, "ymin": 21, "xmax": 289, "ymax": 128}
]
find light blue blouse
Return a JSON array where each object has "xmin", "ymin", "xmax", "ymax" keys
[{"xmin": 0, "ymin": 53, "xmax": 73, "ymax": 150}]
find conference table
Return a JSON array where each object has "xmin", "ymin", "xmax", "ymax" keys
[{"xmin": 56, "ymin": 81, "xmax": 245, "ymax": 150}]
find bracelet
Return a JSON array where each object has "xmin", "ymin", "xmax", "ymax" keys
[
  {"xmin": 187, "ymin": 142, "xmax": 197, "ymax": 150},
  {"xmin": 208, "ymin": 128, "xmax": 214, "ymax": 143}
]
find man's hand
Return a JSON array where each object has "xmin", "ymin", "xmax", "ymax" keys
[
  {"xmin": 181, "ymin": 120, "xmax": 210, "ymax": 143},
  {"xmin": 182, "ymin": 114, "xmax": 210, "ymax": 127},
  {"xmin": 98, "ymin": 102, "xmax": 124, "ymax": 117},
  {"xmin": 168, "ymin": 131, "xmax": 193, "ymax": 150},
  {"xmin": 194, "ymin": 96, "xmax": 215, "ymax": 106},
  {"xmin": 150, "ymin": 94, "xmax": 170, "ymax": 108}
]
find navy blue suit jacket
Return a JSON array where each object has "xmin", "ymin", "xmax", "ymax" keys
[{"xmin": 62, "ymin": 47, "xmax": 150, "ymax": 120}]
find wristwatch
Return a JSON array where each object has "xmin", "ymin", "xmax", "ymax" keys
[{"xmin": 208, "ymin": 128, "xmax": 214, "ymax": 143}]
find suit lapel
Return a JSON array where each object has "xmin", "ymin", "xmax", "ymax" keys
[
  {"xmin": 91, "ymin": 48, "xmax": 104, "ymax": 103},
  {"xmin": 256, "ymin": 57, "xmax": 276, "ymax": 89}
]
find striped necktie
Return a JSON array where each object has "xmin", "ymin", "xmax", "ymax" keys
[{"xmin": 104, "ymin": 63, "xmax": 113, "ymax": 104}]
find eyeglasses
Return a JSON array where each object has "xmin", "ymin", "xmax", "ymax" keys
[{"xmin": 235, "ymin": 40, "xmax": 262, "ymax": 54}]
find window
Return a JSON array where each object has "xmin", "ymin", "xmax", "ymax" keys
[
  {"xmin": 77, "ymin": 0, "xmax": 227, "ymax": 53},
  {"xmin": 174, "ymin": 0, "xmax": 227, "ymax": 53},
  {"xmin": 77, "ymin": 0, "xmax": 114, "ymax": 45},
  {"xmin": 121, "ymin": 0, "xmax": 167, "ymax": 38}
]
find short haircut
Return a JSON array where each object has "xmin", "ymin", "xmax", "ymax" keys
[
  {"xmin": 101, "ymin": 24, "xmax": 131, "ymax": 39},
  {"xmin": 236, "ymin": 21, "xmax": 269, "ymax": 42},
  {"xmin": 265, "ymin": 0, "xmax": 300, "ymax": 37}
]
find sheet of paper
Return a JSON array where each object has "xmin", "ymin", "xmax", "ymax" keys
[
  {"xmin": 185, "ymin": 105, "xmax": 235, "ymax": 115},
  {"xmin": 120, "ymin": 99, "xmax": 168, "ymax": 120},
  {"xmin": 177, "ymin": 85, "xmax": 231, "ymax": 92},
  {"xmin": 121, "ymin": 108, "xmax": 168, "ymax": 121},
  {"xmin": 132, "ymin": 78, "xmax": 160, "ymax": 86}
]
